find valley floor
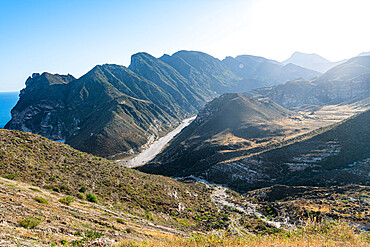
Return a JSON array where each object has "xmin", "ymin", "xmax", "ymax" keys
[{"xmin": 117, "ymin": 116, "xmax": 196, "ymax": 168}]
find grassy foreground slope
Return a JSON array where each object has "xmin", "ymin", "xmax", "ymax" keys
[
  {"xmin": 0, "ymin": 129, "xmax": 369, "ymax": 246},
  {"xmin": 0, "ymin": 129, "xmax": 228, "ymax": 231}
]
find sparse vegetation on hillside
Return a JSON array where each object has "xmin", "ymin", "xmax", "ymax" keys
[
  {"xmin": 0, "ymin": 129, "xmax": 234, "ymax": 231},
  {"xmin": 118, "ymin": 221, "xmax": 369, "ymax": 247}
]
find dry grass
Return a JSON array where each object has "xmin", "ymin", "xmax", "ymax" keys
[{"xmin": 117, "ymin": 220, "xmax": 370, "ymax": 247}]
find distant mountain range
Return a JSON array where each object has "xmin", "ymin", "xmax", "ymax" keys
[
  {"xmin": 246, "ymin": 55, "xmax": 370, "ymax": 109},
  {"xmin": 282, "ymin": 51, "xmax": 347, "ymax": 73},
  {"xmin": 223, "ymin": 54, "xmax": 321, "ymax": 88},
  {"xmin": 358, "ymin": 51, "xmax": 370, "ymax": 57},
  {"xmin": 5, "ymin": 50, "xmax": 322, "ymax": 157}
]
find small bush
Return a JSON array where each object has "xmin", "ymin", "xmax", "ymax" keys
[
  {"xmin": 145, "ymin": 210, "xmax": 154, "ymax": 221},
  {"xmin": 60, "ymin": 184, "xmax": 70, "ymax": 191},
  {"xmin": 19, "ymin": 217, "xmax": 42, "ymax": 229},
  {"xmin": 29, "ymin": 187, "xmax": 42, "ymax": 193},
  {"xmin": 79, "ymin": 186, "xmax": 87, "ymax": 193},
  {"xmin": 116, "ymin": 218, "xmax": 125, "ymax": 224},
  {"xmin": 86, "ymin": 193, "xmax": 98, "ymax": 203},
  {"xmin": 3, "ymin": 174, "xmax": 18, "ymax": 180},
  {"xmin": 59, "ymin": 196, "xmax": 75, "ymax": 205},
  {"xmin": 60, "ymin": 239, "xmax": 67, "ymax": 245},
  {"xmin": 34, "ymin": 197, "xmax": 49, "ymax": 204},
  {"xmin": 43, "ymin": 185, "xmax": 53, "ymax": 190},
  {"xmin": 77, "ymin": 193, "xmax": 86, "ymax": 200}
]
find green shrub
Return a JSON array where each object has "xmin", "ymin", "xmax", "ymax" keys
[
  {"xmin": 19, "ymin": 217, "xmax": 42, "ymax": 229},
  {"xmin": 86, "ymin": 193, "xmax": 98, "ymax": 203},
  {"xmin": 77, "ymin": 193, "xmax": 86, "ymax": 200},
  {"xmin": 60, "ymin": 239, "xmax": 67, "ymax": 245},
  {"xmin": 34, "ymin": 197, "xmax": 49, "ymax": 204},
  {"xmin": 29, "ymin": 187, "xmax": 42, "ymax": 193},
  {"xmin": 145, "ymin": 210, "xmax": 154, "ymax": 221},
  {"xmin": 60, "ymin": 184, "xmax": 70, "ymax": 191},
  {"xmin": 3, "ymin": 174, "xmax": 18, "ymax": 180},
  {"xmin": 116, "ymin": 218, "xmax": 125, "ymax": 224},
  {"xmin": 59, "ymin": 196, "xmax": 75, "ymax": 205},
  {"xmin": 79, "ymin": 186, "xmax": 87, "ymax": 193},
  {"xmin": 43, "ymin": 185, "xmax": 53, "ymax": 190}
]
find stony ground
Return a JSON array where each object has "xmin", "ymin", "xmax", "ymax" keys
[{"xmin": 0, "ymin": 177, "xmax": 187, "ymax": 246}]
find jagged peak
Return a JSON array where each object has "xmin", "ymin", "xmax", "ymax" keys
[{"xmin": 25, "ymin": 72, "xmax": 75, "ymax": 87}]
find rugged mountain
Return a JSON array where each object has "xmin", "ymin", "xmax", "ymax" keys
[
  {"xmin": 212, "ymin": 108, "xmax": 370, "ymax": 191},
  {"xmin": 358, "ymin": 51, "xmax": 370, "ymax": 57},
  {"xmin": 222, "ymin": 54, "xmax": 321, "ymax": 90},
  {"xmin": 160, "ymin": 51, "xmax": 321, "ymax": 93},
  {"xmin": 282, "ymin": 51, "xmax": 346, "ymax": 73},
  {"xmin": 138, "ymin": 93, "xmax": 298, "ymax": 177},
  {"xmin": 159, "ymin": 50, "xmax": 240, "ymax": 94},
  {"xmin": 246, "ymin": 56, "xmax": 370, "ymax": 109},
  {"xmin": 139, "ymin": 92, "xmax": 369, "ymax": 193},
  {"xmin": 8, "ymin": 52, "xmax": 236, "ymax": 157},
  {"xmin": 6, "ymin": 50, "xmax": 325, "ymax": 158},
  {"xmin": 129, "ymin": 52, "xmax": 212, "ymax": 112},
  {"xmin": 5, "ymin": 68, "xmax": 180, "ymax": 157}
]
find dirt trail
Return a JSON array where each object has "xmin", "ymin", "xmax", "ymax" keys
[{"xmin": 208, "ymin": 180, "xmax": 292, "ymax": 229}]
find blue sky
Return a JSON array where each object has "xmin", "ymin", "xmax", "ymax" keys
[{"xmin": 0, "ymin": 0, "xmax": 369, "ymax": 92}]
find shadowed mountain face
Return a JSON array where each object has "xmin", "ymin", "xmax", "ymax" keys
[
  {"xmin": 138, "ymin": 93, "xmax": 297, "ymax": 177},
  {"xmin": 282, "ymin": 51, "xmax": 346, "ymax": 73},
  {"xmin": 159, "ymin": 51, "xmax": 240, "ymax": 94},
  {"xmin": 6, "ymin": 50, "xmax": 323, "ymax": 157},
  {"xmin": 246, "ymin": 56, "xmax": 370, "ymax": 109},
  {"xmin": 139, "ymin": 94, "xmax": 370, "ymax": 192},
  {"xmin": 6, "ymin": 68, "xmax": 179, "ymax": 157},
  {"xmin": 212, "ymin": 109, "xmax": 370, "ymax": 192}
]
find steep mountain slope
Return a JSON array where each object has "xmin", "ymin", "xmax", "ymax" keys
[
  {"xmin": 138, "ymin": 93, "xmax": 298, "ymax": 177},
  {"xmin": 282, "ymin": 51, "xmax": 345, "ymax": 73},
  {"xmin": 246, "ymin": 56, "xmax": 370, "ymax": 109},
  {"xmin": 214, "ymin": 109, "xmax": 370, "ymax": 191},
  {"xmin": 5, "ymin": 69, "xmax": 179, "ymax": 157},
  {"xmin": 6, "ymin": 50, "xmax": 325, "ymax": 158},
  {"xmin": 160, "ymin": 50, "xmax": 240, "ymax": 94},
  {"xmin": 141, "ymin": 103, "xmax": 369, "ymax": 193},
  {"xmin": 222, "ymin": 54, "xmax": 321, "ymax": 90},
  {"xmin": 129, "ymin": 52, "xmax": 211, "ymax": 113}
]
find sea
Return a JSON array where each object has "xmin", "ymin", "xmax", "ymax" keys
[{"xmin": 0, "ymin": 92, "xmax": 19, "ymax": 128}]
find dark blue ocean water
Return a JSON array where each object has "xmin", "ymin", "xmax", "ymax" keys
[{"xmin": 0, "ymin": 92, "xmax": 19, "ymax": 128}]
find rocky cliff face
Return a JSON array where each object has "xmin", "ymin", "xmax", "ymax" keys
[
  {"xmin": 5, "ymin": 65, "xmax": 185, "ymax": 157},
  {"xmin": 6, "ymin": 73, "xmax": 75, "ymax": 140}
]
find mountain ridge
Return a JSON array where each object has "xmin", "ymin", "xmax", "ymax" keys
[
  {"xmin": 282, "ymin": 51, "xmax": 346, "ymax": 73},
  {"xmin": 5, "ymin": 50, "xmax": 325, "ymax": 157}
]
